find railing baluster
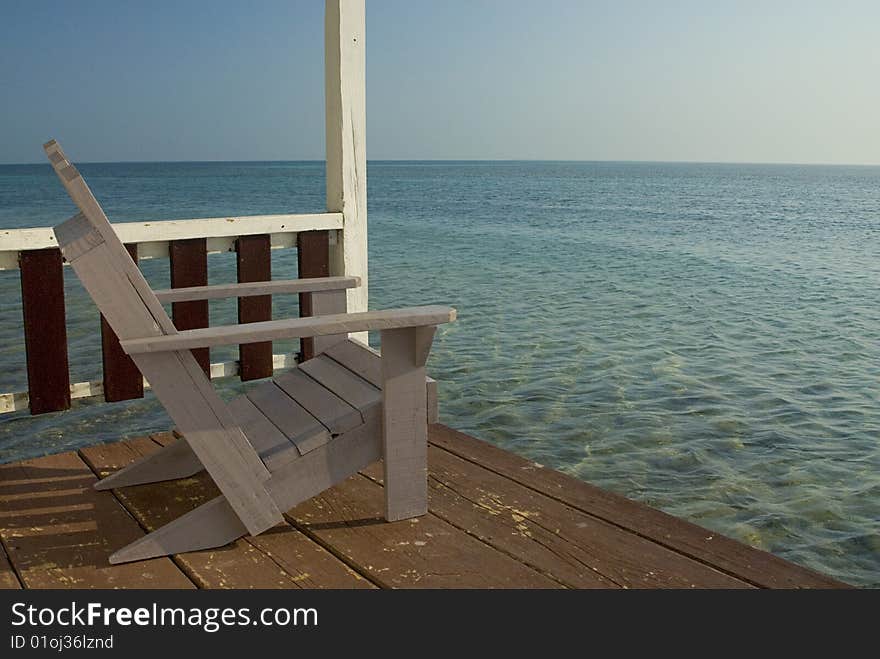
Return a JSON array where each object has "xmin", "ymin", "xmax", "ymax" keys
[
  {"xmin": 296, "ymin": 230, "xmax": 330, "ymax": 361},
  {"xmin": 19, "ymin": 248, "xmax": 71, "ymax": 414},
  {"xmin": 169, "ymin": 238, "xmax": 210, "ymax": 374},
  {"xmin": 101, "ymin": 244, "xmax": 144, "ymax": 402},
  {"xmin": 236, "ymin": 235, "xmax": 273, "ymax": 380}
]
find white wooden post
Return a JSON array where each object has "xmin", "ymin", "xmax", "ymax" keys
[{"xmin": 325, "ymin": 0, "xmax": 368, "ymax": 344}]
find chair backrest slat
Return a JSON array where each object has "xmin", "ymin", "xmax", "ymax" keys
[
  {"xmin": 44, "ymin": 140, "xmax": 177, "ymax": 338},
  {"xmin": 55, "ymin": 219, "xmax": 167, "ymax": 341}
]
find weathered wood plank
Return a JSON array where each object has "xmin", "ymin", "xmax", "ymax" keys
[
  {"xmin": 311, "ymin": 289, "xmax": 347, "ymax": 354},
  {"xmin": 101, "ymin": 243, "xmax": 144, "ymax": 402},
  {"xmin": 170, "ymin": 238, "xmax": 210, "ymax": 374},
  {"xmin": 227, "ymin": 395, "xmax": 300, "ymax": 471},
  {"xmin": 19, "ymin": 248, "xmax": 70, "ymax": 414},
  {"xmin": 428, "ymin": 424, "xmax": 849, "ymax": 589},
  {"xmin": 109, "ymin": 494, "xmax": 249, "ymax": 564},
  {"xmin": 286, "ymin": 472, "xmax": 559, "ymax": 589},
  {"xmin": 236, "ymin": 235, "xmax": 273, "ymax": 381},
  {"xmin": 364, "ymin": 448, "xmax": 750, "ymax": 588},
  {"xmin": 0, "ymin": 450, "xmax": 194, "ymax": 588},
  {"xmin": 245, "ymin": 382, "xmax": 330, "ymax": 455},
  {"xmin": 93, "ymin": 434, "xmax": 202, "ymax": 491},
  {"xmin": 427, "ymin": 377, "xmax": 438, "ymax": 424},
  {"xmin": 80, "ymin": 436, "xmax": 373, "ymax": 588},
  {"xmin": 46, "ymin": 150, "xmax": 178, "ymax": 337},
  {"xmin": 0, "ymin": 425, "xmax": 851, "ymax": 589},
  {"xmin": 1, "ymin": 213, "xmax": 343, "ymax": 261},
  {"xmin": 121, "ymin": 306, "xmax": 456, "ymax": 355},
  {"xmin": 245, "ymin": 525, "xmax": 377, "ymax": 589},
  {"xmin": 299, "ymin": 355, "xmax": 380, "ymax": 410},
  {"xmin": 0, "ymin": 540, "xmax": 21, "ymax": 589},
  {"xmin": 265, "ymin": 404, "xmax": 382, "ymax": 509},
  {"xmin": 363, "ymin": 459, "xmax": 607, "ymax": 589},
  {"xmin": 53, "ymin": 216, "xmax": 170, "ymax": 342},
  {"xmin": 326, "ymin": 0, "xmax": 368, "ymax": 337},
  {"xmin": 297, "ymin": 230, "xmax": 330, "ymax": 361},
  {"xmin": 324, "ymin": 338, "xmax": 439, "ymax": 422},
  {"xmin": 153, "ymin": 276, "xmax": 359, "ymax": 303},
  {"xmin": 274, "ymin": 369, "xmax": 363, "ymax": 436},
  {"xmin": 325, "ymin": 338, "xmax": 382, "ymax": 384},
  {"xmin": 381, "ymin": 327, "xmax": 430, "ymax": 521}
]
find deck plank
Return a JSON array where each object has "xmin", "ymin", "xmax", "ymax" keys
[
  {"xmin": 148, "ymin": 433, "xmax": 375, "ymax": 589},
  {"xmin": 428, "ymin": 424, "xmax": 848, "ymax": 589},
  {"xmin": 364, "ymin": 448, "xmax": 750, "ymax": 588},
  {"xmin": 0, "ymin": 450, "xmax": 194, "ymax": 589},
  {"xmin": 0, "ymin": 540, "xmax": 21, "ymax": 589},
  {"xmin": 80, "ymin": 436, "xmax": 373, "ymax": 589},
  {"xmin": 0, "ymin": 425, "xmax": 849, "ymax": 589},
  {"xmin": 286, "ymin": 473, "xmax": 560, "ymax": 589}
]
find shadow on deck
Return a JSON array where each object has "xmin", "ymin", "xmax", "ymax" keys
[{"xmin": 0, "ymin": 424, "xmax": 847, "ymax": 589}]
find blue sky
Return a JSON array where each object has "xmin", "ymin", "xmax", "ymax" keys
[{"xmin": 1, "ymin": 0, "xmax": 878, "ymax": 164}]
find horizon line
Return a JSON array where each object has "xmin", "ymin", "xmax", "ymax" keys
[{"xmin": 2, "ymin": 157, "xmax": 879, "ymax": 167}]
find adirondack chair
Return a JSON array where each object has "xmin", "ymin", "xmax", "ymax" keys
[{"xmin": 43, "ymin": 140, "xmax": 456, "ymax": 564}]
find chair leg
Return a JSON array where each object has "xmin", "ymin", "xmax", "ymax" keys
[
  {"xmin": 109, "ymin": 495, "xmax": 248, "ymax": 564},
  {"xmin": 380, "ymin": 327, "xmax": 434, "ymax": 521},
  {"xmin": 94, "ymin": 437, "xmax": 203, "ymax": 491}
]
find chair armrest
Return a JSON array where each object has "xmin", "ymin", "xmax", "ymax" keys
[
  {"xmin": 121, "ymin": 306, "xmax": 456, "ymax": 355},
  {"xmin": 153, "ymin": 276, "xmax": 360, "ymax": 303}
]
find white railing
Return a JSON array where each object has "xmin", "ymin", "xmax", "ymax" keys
[{"xmin": 0, "ymin": 212, "xmax": 342, "ymax": 270}]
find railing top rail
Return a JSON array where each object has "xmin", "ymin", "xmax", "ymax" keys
[{"xmin": 0, "ymin": 212, "xmax": 343, "ymax": 270}]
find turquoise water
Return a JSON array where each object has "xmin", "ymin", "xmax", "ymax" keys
[{"xmin": 1, "ymin": 161, "xmax": 878, "ymax": 586}]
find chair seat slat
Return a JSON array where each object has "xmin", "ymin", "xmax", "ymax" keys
[
  {"xmin": 299, "ymin": 354, "xmax": 380, "ymax": 410},
  {"xmin": 246, "ymin": 381, "xmax": 331, "ymax": 455},
  {"xmin": 274, "ymin": 369, "xmax": 363, "ymax": 436},
  {"xmin": 227, "ymin": 395, "xmax": 300, "ymax": 471}
]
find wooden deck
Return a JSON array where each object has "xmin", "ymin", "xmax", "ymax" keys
[{"xmin": 0, "ymin": 424, "xmax": 846, "ymax": 589}]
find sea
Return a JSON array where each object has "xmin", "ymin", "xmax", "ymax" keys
[{"xmin": 0, "ymin": 160, "xmax": 878, "ymax": 586}]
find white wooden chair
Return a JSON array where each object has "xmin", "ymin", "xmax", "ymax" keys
[{"xmin": 44, "ymin": 140, "xmax": 455, "ymax": 564}]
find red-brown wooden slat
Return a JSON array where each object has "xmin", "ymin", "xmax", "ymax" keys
[
  {"xmin": 19, "ymin": 248, "xmax": 70, "ymax": 415},
  {"xmin": 296, "ymin": 230, "xmax": 330, "ymax": 362},
  {"xmin": 236, "ymin": 235, "xmax": 273, "ymax": 380},
  {"xmin": 101, "ymin": 243, "xmax": 144, "ymax": 402},
  {"xmin": 169, "ymin": 238, "xmax": 210, "ymax": 374}
]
